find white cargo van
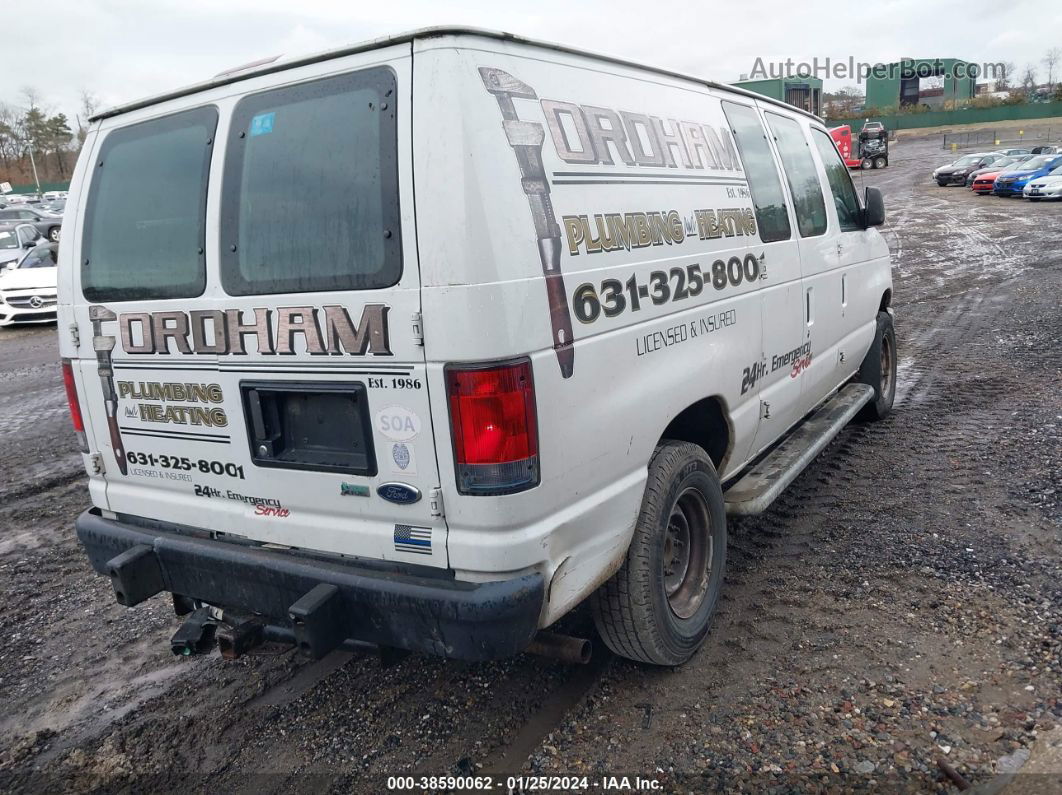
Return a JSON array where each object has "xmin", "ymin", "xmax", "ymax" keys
[{"xmin": 60, "ymin": 27, "xmax": 895, "ymax": 665}]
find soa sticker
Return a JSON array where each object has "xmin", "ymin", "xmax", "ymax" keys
[{"xmin": 376, "ymin": 405, "xmax": 421, "ymax": 442}]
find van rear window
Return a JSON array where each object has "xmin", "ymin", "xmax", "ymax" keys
[
  {"xmin": 82, "ymin": 107, "xmax": 216, "ymax": 302},
  {"xmin": 220, "ymin": 67, "xmax": 401, "ymax": 295}
]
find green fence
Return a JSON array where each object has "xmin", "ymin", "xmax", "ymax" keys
[
  {"xmin": 3, "ymin": 181, "xmax": 71, "ymax": 195},
  {"xmin": 829, "ymin": 101, "xmax": 1062, "ymax": 132}
]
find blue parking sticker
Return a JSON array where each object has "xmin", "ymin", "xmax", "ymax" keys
[{"xmin": 249, "ymin": 112, "xmax": 275, "ymax": 136}]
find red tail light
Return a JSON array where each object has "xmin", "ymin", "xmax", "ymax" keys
[
  {"xmin": 61, "ymin": 358, "xmax": 89, "ymax": 452},
  {"xmin": 446, "ymin": 359, "xmax": 539, "ymax": 495}
]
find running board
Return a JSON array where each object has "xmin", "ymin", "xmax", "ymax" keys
[{"xmin": 724, "ymin": 383, "xmax": 875, "ymax": 516}]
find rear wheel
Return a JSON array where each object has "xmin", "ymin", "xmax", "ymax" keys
[
  {"xmin": 873, "ymin": 157, "xmax": 887, "ymax": 169},
  {"xmin": 861, "ymin": 158, "xmax": 873, "ymax": 170},
  {"xmin": 591, "ymin": 441, "xmax": 726, "ymax": 666},
  {"xmin": 856, "ymin": 311, "xmax": 897, "ymax": 422}
]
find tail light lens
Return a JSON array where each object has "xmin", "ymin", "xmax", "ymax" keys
[
  {"xmin": 61, "ymin": 358, "xmax": 89, "ymax": 452},
  {"xmin": 446, "ymin": 359, "xmax": 539, "ymax": 495}
]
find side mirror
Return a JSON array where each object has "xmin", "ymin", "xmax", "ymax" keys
[{"xmin": 863, "ymin": 186, "xmax": 885, "ymax": 227}]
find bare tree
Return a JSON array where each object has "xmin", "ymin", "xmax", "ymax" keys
[
  {"xmin": 1044, "ymin": 47, "xmax": 1062, "ymax": 88},
  {"xmin": 1020, "ymin": 65, "xmax": 1038, "ymax": 99},
  {"xmin": 20, "ymin": 86, "xmax": 42, "ymax": 112},
  {"xmin": 77, "ymin": 89, "xmax": 100, "ymax": 143},
  {"xmin": 837, "ymin": 85, "xmax": 863, "ymax": 115},
  {"xmin": 994, "ymin": 61, "xmax": 1015, "ymax": 91}
]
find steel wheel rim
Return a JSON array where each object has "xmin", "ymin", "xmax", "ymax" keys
[
  {"xmin": 880, "ymin": 332, "xmax": 894, "ymax": 399},
  {"xmin": 662, "ymin": 487, "xmax": 713, "ymax": 619}
]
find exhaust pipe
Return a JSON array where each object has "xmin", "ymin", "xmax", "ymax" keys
[{"xmin": 526, "ymin": 631, "xmax": 592, "ymax": 664}]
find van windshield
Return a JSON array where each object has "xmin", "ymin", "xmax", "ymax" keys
[
  {"xmin": 220, "ymin": 67, "xmax": 401, "ymax": 295},
  {"xmin": 82, "ymin": 106, "xmax": 216, "ymax": 301}
]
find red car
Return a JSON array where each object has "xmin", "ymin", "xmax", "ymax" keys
[{"xmin": 971, "ymin": 168, "xmax": 1007, "ymax": 194}]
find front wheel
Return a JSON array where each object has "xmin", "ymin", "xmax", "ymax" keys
[
  {"xmin": 873, "ymin": 157, "xmax": 887, "ymax": 169},
  {"xmin": 856, "ymin": 311, "xmax": 897, "ymax": 421},
  {"xmin": 861, "ymin": 158, "xmax": 873, "ymax": 170},
  {"xmin": 591, "ymin": 441, "xmax": 727, "ymax": 666},
  {"xmin": 48, "ymin": 227, "xmax": 60, "ymax": 242}
]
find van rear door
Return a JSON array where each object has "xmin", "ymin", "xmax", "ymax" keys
[{"xmin": 67, "ymin": 46, "xmax": 448, "ymax": 568}]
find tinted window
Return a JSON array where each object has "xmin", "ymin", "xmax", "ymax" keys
[
  {"xmin": 0, "ymin": 230, "xmax": 17, "ymax": 250},
  {"xmin": 20, "ymin": 244, "xmax": 57, "ymax": 268},
  {"xmin": 82, "ymin": 106, "xmax": 216, "ymax": 301},
  {"xmin": 721, "ymin": 102, "xmax": 791, "ymax": 243},
  {"xmin": 220, "ymin": 67, "xmax": 400, "ymax": 296},
  {"xmin": 811, "ymin": 129, "xmax": 862, "ymax": 232},
  {"xmin": 766, "ymin": 113, "xmax": 827, "ymax": 237}
]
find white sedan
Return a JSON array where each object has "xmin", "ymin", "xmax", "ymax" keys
[
  {"xmin": 0, "ymin": 241, "xmax": 58, "ymax": 327},
  {"xmin": 1024, "ymin": 165, "xmax": 1062, "ymax": 201}
]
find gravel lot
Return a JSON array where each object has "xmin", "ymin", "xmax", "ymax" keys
[{"xmin": 0, "ymin": 136, "xmax": 1060, "ymax": 792}]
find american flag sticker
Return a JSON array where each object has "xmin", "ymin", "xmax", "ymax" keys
[{"xmin": 393, "ymin": 524, "xmax": 432, "ymax": 555}]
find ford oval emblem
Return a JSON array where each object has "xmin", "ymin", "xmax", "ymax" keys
[{"xmin": 377, "ymin": 482, "xmax": 421, "ymax": 505}]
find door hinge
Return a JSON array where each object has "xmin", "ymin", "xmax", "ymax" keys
[
  {"xmin": 429, "ymin": 486, "xmax": 445, "ymax": 519},
  {"xmin": 411, "ymin": 312, "xmax": 424, "ymax": 346},
  {"xmin": 69, "ymin": 323, "xmax": 80, "ymax": 349},
  {"xmin": 760, "ymin": 400, "xmax": 771, "ymax": 420}
]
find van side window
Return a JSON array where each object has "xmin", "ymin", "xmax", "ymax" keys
[
  {"xmin": 811, "ymin": 129, "xmax": 862, "ymax": 232},
  {"xmin": 721, "ymin": 102, "xmax": 791, "ymax": 243},
  {"xmin": 82, "ymin": 106, "xmax": 216, "ymax": 301},
  {"xmin": 766, "ymin": 113, "xmax": 827, "ymax": 237},
  {"xmin": 220, "ymin": 67, "xmax": 401, "ymax": 295}
]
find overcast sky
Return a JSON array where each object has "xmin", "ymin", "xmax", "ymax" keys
[{"xmin": 6, "ymin": 0, "xmax": 1061, "ymax": 121}]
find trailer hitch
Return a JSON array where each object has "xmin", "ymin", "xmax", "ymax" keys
[
  {"xmin": 216, "ymin": 614, "xmax": 265, "ymax": 661},
  {"xmin": 170, "ymin": 606, "xmax": 217, "ymax": 656}
]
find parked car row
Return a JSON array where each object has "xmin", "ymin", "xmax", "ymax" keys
[
  {"xmin": 933, "ymin": 148, "xmax": 1062, "ymax": 200},
  {"xmin": 0, "ymin": 205, "xmax": 63, "ymax": 241},
  {"xmin": 0, "ymin": 224, "xmax": 57, "ymax": 328}
]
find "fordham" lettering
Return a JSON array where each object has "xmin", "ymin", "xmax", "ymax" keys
[{"xmin": 118, "ymin": 304, "xmax": 392, "ymax": 356}]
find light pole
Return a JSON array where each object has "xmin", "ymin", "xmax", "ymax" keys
[{"xmin": 27, "ymin": 141, "xmax": 42, "ymax": 196}]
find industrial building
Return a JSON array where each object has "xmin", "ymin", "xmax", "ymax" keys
[
  {"xmin": 731, "ymin": 76, "xmax": 823, "ymax": 116},
  {"xmin": 865, "ymin": 58, "xmax": 976, "ymax": 110}
]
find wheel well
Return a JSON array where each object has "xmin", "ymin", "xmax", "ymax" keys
[
  {"xmin": 879, "ymin": 289, "xmax": 892, "ymax": 312},
  {"xmin": 661, "ymin": 396, "xmax": 731, "ymax": 470}
]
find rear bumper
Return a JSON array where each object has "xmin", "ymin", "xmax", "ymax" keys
[{"xmin": 76, "ymin": 509, "xmax": 544, "ymax": 661}]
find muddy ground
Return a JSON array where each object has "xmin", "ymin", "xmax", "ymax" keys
[{"xmin": 0, "ymin": 137, "xmax": 1060, "ymax": 793}]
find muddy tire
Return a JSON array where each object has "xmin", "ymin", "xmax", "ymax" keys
[
  {"xmin": 856, "ymin": 311, "xmax": 897, "ymax": 421},
  {"xmin": 591, "ymin": 441, "xmax": 726, "ymax": 666}
]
